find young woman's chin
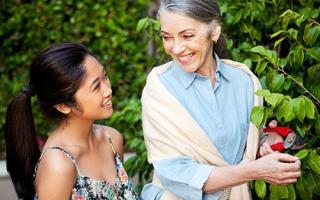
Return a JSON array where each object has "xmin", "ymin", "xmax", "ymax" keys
[{"xmin": 104, "ymin": 111, "xmax": 113, "ymax": 119}]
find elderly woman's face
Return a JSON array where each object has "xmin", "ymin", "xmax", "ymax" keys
[{"xmin": 160, "ymin": 10, "xmax": 220, "ymax": 76}]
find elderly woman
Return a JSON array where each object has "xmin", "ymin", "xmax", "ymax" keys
[{"xmin": 141, "ymin": 0, "xmax": 301, "ymax": 199}]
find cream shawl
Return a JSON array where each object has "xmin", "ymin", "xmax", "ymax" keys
[{"xmin": 142, "ymin": 59, "xmax": 263, "ymax": 200}]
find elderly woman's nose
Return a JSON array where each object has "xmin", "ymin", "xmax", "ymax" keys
[{"xmin": 172, "ymin": 41, "xmax": 186, "ymax": 54}]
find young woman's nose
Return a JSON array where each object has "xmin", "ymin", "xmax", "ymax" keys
[
  {"xmin": 172, "ymin": 40, "xmax": 186, "ymax": 55},
  {"xmin": 102, "ymin": 81, "xmax": 112, "ymax": 97}
]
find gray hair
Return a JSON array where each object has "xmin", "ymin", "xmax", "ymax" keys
[
  {"xmin": 158, "ymin": 0, "xmax": 222, "ymax": 24},
  {"xmin": 158, "ymin": 0, "xmax": 227, "ymax": 58}
]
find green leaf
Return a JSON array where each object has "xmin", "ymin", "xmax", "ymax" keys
[
  {"xmin": 297, "ymin": 175, "xmax": 313, "ymax": 200},
  {"xmin": 304, "ymin": 172, "xmax": 317, "ymax": 192},
  {"xmin": 296, "ymin": 124, "xmax": 306, "ymax": 136},
  {"xmin": 274, "ymin": 37, "xmax": 286, "ymax": 48},
  {"xmin": 303, "ymin": 24, "xmax": 311, "ymax": 44},
  {"xmin": 287, "ymin": 184, "xmax": 296, "ymax": 200},
  {"xmin": 124, "ymin": 155, "xmax": 138, "ymax": 168},
  {"xmin": 304, "ymin": 97, "xmax": 316, "ymax": 119},
  {"xmin": 295, "ymin": 149, "xmax": 309, "ymax": 159},
  {"xmin": 265, "ymin": 93, "xmax": 284, "ymax": 109},
  {"xmin": 227, "ymin": 39, "xmax": 234, "ymax": 49},
  {"xmin": 283, "ymin": 79, "xmax": 292, "ymax": 90},
  {"xmin": 136, "ymin": 17, "xmax": 149, "ymax": 32},
  {"xmin": 293, "ymin": 45, "xmax": 305, "ymax": 67},
  {"xmin": 271, "ymin": 30, "xmax": 285, "ymax": 38},
  {"xmin": 265, "ymin": 50, "xmax": 277, "ymax": 64},
  {"xmin": 280, "ymin": 9, "xmax": 301, "ymax": 30},
  {"xmin": 306, "ymin": 47, "xmax": 320, "ymax": 62},
  {"xmin": 305, "ymin": 25, "xmax": 320, "ymax": 46},
  {"xmin": 270, "ymin": 74, "xmax": 285, "ymax": 91},
  {"xmin": 292, "ymin": 97, "xmax": 306, "ymax": 122},
  {"xmin": 255, "ymin": 89, "xmax": 271, "ymax": 97},
  {"xmin": 287, "ymin": 28, "xmax": 298, "ymax": 40},
  {"xmin": 250, "ymin": 106, "xmax": 265, "ymax": 127},
  {"xmin": 308, "ymin": 150, "xmax": 320, "ymax": 174},
  {"xmin": 270, "ymin": 191, "xmax": 280, "ymax": 200},
  {"xmin": 233, "ymin": 11, "xmax": 242, "ymax": 24},
  {"xmin": 277, "ymin": 186, "xmax": 289, "ymax": 199},
  {"xmin": 270, "ymin": 185, "xmax": 289, "ymax": 199},
  {"xmin": 307, "ymin": 64, "xmax": 320, "ymax": 80},
  {"xmin": 278, "ymin": 58, "xmax": 287, "ymax": 69},
  {"xmin": 138, "ymin": 151, "xmax": 148, "ymax": 168},
  {"xmin": 250, "ymin": 46, "xmax": 267, "ymax": 56},
  {"xmin": 255, "ymin": 180, "xmax": 266, "ymax": 199},
  {"xmin": 276, "ymin": 100, "xmax": 295, "ymax": 122},
  {"xmin": 243, "ymin": 58, "xmax": 252, "ymax": 69},
  {"xmin": 256, "ymin": 61, "xmax": 268, "ymax": 75}
]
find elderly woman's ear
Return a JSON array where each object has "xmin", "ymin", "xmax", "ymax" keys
[{"xmin": 210, "ymin": 23, "xmax": 221, "ymax": 43}]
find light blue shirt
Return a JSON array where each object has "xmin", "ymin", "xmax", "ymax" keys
[{"xmin": 141, "ymin": 54, "xmax": 254, "ymax": 200}]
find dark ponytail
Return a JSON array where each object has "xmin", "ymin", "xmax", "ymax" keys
[
  {"xmin": 5, "ymin": 90, "xmax": 40, "ymax": 200},
  {"xmin": 213, "ymin": 33, "xmax": 227, "ymax": 59}
]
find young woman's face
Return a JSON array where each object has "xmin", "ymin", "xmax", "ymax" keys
[
  {"xmin": 72, "ymin": 56, "xmax": 113, "ymax": 121},
  {"xmin": 160, "ymin": 11, "xmax": 220, "ymax": 76}
]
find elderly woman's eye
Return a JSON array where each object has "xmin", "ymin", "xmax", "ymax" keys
[
  {"xmin": 161, "ymin": 35, "xmax": 171, "ymax": 40},
  {"xmin": 184, "ymin": 34, "xmax": 194, "ymax": 39}
]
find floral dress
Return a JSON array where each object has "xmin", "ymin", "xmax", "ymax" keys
[{"xmin": 33, "ymin": 136, "xmax": 138, "ymax": 200}]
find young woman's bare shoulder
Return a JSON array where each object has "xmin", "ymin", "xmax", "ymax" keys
[
  {"xmin": 35, "ymin": 148, "xmax": 77, "ymax": 198},
  {"xmin": 95, "ymin": 125, "xmax": 123, "ymax": 158}
]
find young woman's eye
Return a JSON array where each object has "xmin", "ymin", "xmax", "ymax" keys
[{"xmin": 94, "ymin": 83, "xmax": 100, "ymax": 91}]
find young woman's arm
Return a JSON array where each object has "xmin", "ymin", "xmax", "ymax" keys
[
  {"xmin": 203, "ymin": 152, "xmax": 301, "ymax": 193},
  {"xmin": 35, "ymin": 149, "xmax": 77, "ymax": 200}
]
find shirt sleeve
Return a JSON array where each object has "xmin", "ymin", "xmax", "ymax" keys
[
  {"xmin": 153, "ymin": 156, "xmax": 214, "ymax": 200},
  {"xmin": 141, "ymin": 183, "xmax": 164, "ymax": 200}
]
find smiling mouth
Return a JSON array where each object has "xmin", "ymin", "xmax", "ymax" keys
[
  {"xmin": 102, "ymin": 99, "xmax": 112, "ymax": 108},
  {"xmin": 177, "ymin": 53, "xmax": 194, "ymax": 63}
]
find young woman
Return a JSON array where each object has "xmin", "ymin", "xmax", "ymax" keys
[
  {"xmin": 141, "ymin": 0, "xmax": 301, "ymax": 199},
  {"xmin": 5, "ymin": 42, "xmax": 138, "ymax": 200}
]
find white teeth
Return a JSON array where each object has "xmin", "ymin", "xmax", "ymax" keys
[
  {"xmin": 179, "ymin": 54, "xmax": 193, "ymax": 62},
  {"xmin": 103, "ymin": 100, "xmax": 112, "ymax": 107}
]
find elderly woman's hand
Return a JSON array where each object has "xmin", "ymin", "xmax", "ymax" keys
[{"xmin": 251, "ymin": 152, "xmax": 301, "ymax": 185}]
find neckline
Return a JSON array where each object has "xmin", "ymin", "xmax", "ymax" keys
[
  {"xmin": 76, "ymin": 153, "xmax": 122, "ymax": 185},
  {"xmin": 77, "ymin": 174, "xmax": 121, "ymax": 186}
]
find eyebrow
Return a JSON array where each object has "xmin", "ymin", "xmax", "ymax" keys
[
  {"xmin": 90, "ymin": 68, "xmax": 106, "ymax": 89},
  {"xmin": 161, "ymin": 28, "xmax": 196, "ymax": 34}
]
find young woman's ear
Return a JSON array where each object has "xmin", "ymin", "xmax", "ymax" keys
[
  {"xmin": 54, "ymin": 104, "xmax": 72, "ymax": 115},
  {"xmin": 211, "ymin": 23, "xmax": 221, "ymax": 43}
]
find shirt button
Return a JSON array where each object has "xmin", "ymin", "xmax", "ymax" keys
[
  {"xmin": 218, "ymin": 123, "xmax": 223, "ymax": 128},
  {"xmin": 220, "ymin": 144, "xmax": 224, "ymax": 148}
]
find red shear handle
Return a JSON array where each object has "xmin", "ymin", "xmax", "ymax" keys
[
  {"xmin": 257, "ymin": 142, "xmax": 285, "ymax": 158},
  {"xmin": 263, "ymin": 126, "xmax": 293, "ymax": 137},
  {"xmin": 270, "ymin": 142, "xmax": 285, "ymax": 152}
]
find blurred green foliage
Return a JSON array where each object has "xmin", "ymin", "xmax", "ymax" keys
[{"xmin": 138, "ymin": 0, "xmax": 320, "ymax": 199}]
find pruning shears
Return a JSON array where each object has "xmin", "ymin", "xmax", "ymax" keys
[{"xmin": 260, "ymin": 126, "xmax": 306, "ymax": 153}]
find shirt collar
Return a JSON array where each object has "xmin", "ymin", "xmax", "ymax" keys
[
  {"xmin": 172, "ymin": 53, "xmax": 230, "ymax": 89},
  {"xmin": 214, "ymin": 53, "xmax": 230, "ymax": 81},
  {"xmin": 172, "ymin": 61, "xmax": 197, "ymax": 88}
]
